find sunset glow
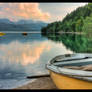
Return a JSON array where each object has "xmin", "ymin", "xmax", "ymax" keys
[
  {"xmin": 0, "ymin": 3, "xmax": 87, "ymax": 22},
  {"xmin": 0, "ymin": 3, "xmax": 50, "ymax": 22}
]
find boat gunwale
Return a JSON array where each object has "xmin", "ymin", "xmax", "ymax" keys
[
  {"xmin": 46, "ymin": 53, "xmax": 92, "ymax": 82},
  {"xmin": 49, "ymin": 53, "xmax": 92, "ymax": 64},
  {"xmin": 46, "ymin": 65, "xmax": 92, "ymax": 82}
]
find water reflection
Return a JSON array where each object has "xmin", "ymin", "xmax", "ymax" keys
[
  {"xmin": 0, "ymin": 33, "xmax": 46, "ymax": 44},
  {"xmin": 1, "ymin": 32, "xmax": 92, "ymax": 89},
  {"xmin": 0, "ymin": 33, "xmax": 73, "ymax": 79},
  {"xmin": 0, "ymin": 41, "xmax": 52, "ymax": 66},
  {"xmin": 42, "ymin": 33, "xmax": 92, "ymax": 53}
]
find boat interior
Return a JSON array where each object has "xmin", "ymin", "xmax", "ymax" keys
[{"xmin": 51, "ymin": 54, "xmax": 92, "ymax": 71}]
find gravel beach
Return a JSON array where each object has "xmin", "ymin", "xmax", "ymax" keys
[{"xmin": 14, "ymin": 77, "xmax": 57, "ymax": 89}]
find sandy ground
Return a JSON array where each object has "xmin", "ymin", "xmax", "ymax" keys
[{"xmin": 14, "ymin": 77, "xmax": 57, "ymax": 89}]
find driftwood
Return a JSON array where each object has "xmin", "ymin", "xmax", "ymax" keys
[
  {"xmin": 63, "ymin": 64, "xmax": 92, "ymax": 71},
  {"xmin": 27, "ymin": 74, "xmax": 50, "ymax": 79}
]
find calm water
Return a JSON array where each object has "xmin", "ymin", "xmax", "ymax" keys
[{"xmin": 1, "ymin": 32, "xmax": 91, "ymax": 89}]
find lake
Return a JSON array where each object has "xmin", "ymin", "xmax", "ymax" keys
[{"xmin": 0, "ymin": 32, "xmax": 91, "ymax": 89}]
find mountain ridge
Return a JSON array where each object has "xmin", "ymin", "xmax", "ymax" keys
[{"xmin": 0, "ymin": 19, "xmax": 48, "ymax": 32}]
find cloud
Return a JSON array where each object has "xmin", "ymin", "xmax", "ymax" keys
[
  {"xmin": 40, "ymin": 3, "xmax": 87, "ymax": 22},
  {"xmin": 0, "ymin": 3, "xmax": 87, "ymax": 23},
  {"xmin": 0, "ymin": 3, "xmax": 50, "ymax": 21}
]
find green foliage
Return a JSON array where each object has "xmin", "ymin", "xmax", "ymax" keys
[
  {"xmin": 83, "ymin": 15, "xmax": 92, "ymax": 33},
  {"xmin": 41, "ymin": 3, "xmax": 92, "ymax": 53},
  {"xmin": 41, "ymin": 3, "xmax": 92, "ymax": 34}
]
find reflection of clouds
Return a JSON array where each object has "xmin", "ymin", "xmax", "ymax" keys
[
  {"xmin": 39, "ymin": 40, "xmax": 73, "ymax": 63},
  {"xmin": 0, "ymin": 40, "xmax": 73, "ymax": 68},
  {"xmin": 0, "ymin": 41, "xmax": 51, "ymax": 66},
  {"xmin": 24, "ymin": 40, "xmax": 73, "ymax": 75}
]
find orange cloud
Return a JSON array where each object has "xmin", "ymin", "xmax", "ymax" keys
[{"xmin": 0, "ymin": 3, "xmax": 50, "ymax": 21}]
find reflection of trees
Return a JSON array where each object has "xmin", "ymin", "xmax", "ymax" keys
[
  {"xmin": 0, "ymin": 33, "xmax": 45, "ymax": 44},
  {"xmin": 42, "ymin": 33, "xmax": 92, "ymax": 53}
]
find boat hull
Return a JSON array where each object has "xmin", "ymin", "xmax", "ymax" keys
[{"xmin": 49, "ymin": 70, "xmax": 92, "ymax": 89}]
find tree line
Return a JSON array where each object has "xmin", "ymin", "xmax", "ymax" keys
[{"xmin": 41, "ymin": 3, "xmax": 92, "ymax": 35}]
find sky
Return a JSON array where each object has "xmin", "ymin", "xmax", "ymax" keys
[{"xmin": 0, "ymin": 3, "xmax": 87, "ymax": 23}]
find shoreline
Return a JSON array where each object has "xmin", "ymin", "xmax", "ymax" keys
[{"xmin": 14, "ymin": 77, "xmax": 57, "ymax": 89}]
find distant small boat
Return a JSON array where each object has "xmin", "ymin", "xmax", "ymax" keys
[
  {"xmin": 0, "ymin": 32, "xmax": 5, "ymax": 36},
  {"xmin": 46, "ymin": 53, "xmax": 92, "ymax": 89},
  {"xmin": 22, "ymin": 32, "xmax": 27, "ymax": 36}
]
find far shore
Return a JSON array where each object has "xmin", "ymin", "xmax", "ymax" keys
[{"xmin": 58, "ymin": 31, "xmax": 85, "ymax": 35}]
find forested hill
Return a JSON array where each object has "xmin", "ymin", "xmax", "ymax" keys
[{"xmin": 41, "ymin": 3, "xmax": 92, "ymax": 34}]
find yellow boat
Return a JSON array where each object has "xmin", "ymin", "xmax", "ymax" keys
[
  {"xmin": 46, "ymin": 53, "xmax": 92, "ymax": 89},
  {"xmin": 0, "ymin": 32, "xmax": 5, "ymax": 36}
]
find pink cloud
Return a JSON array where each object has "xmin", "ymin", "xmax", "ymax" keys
[{"xmin": 0, "ymin": 3, "xmax": 50, "ymax": 21}]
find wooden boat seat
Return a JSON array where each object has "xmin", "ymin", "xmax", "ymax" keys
[{"xmin": 63, "ymin": 64, "xmax": 92, "ymax": 71}]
